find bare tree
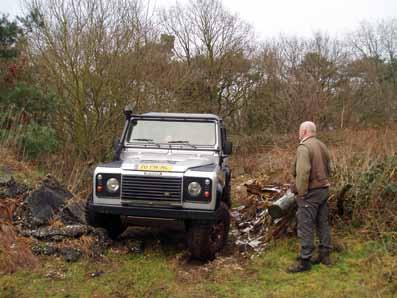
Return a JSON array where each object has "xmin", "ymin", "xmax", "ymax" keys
[
  {"xmin": 23, "ymin": 0, "xmax": 156, "ymax": 158},
  {"xmin": 347, "ymin": 19, "xmax": 397, "ymax": 124},
  {"xmin": 160, "ymin": 0, "xmax": 255, "ymax": 121}
]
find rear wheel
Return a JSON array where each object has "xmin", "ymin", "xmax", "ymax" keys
[
  {"xmin": 187, "ymin": 202, "xmax": 230, "ymax": 261},
  {"xmin": 85, "ymin": 194, "xmax": 126, "ymax": 240}
]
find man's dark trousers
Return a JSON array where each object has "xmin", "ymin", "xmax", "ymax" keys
[{"xmin": 296, "ymin": 188, "xmax": 332, "ymax": 260}]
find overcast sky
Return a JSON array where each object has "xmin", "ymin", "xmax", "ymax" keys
[{"xmin": 1, "ymin": 0, "xmax": 397, "ymax": 38}]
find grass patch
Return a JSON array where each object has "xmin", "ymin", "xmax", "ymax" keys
[
  {"xmin": 1, "ymin": 235, "xmax": 396, "ymax": 298},
  {"xmin": 193, "ymin": 236, "xmax": 397, "ymax": 298},
  {"xmin": 0, "ymin": 251, "xmax": 176, "ymax": 298}
]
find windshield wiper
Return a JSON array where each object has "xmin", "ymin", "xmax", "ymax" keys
[
  {"xmin": 131, "ymin": 138, "xmax": 160, "ymax": 148},
  {"xmin": 132, "ymin": 138, "xmax": 154, "ymax": 142},
  {"xmin": 168, "ymin": 140, "xmax": 197, "ymax": 148}
]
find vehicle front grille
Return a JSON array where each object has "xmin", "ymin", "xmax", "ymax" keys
[{"xmin": 121, "ymin": 175, "xmax": 182, "ymax": 201}]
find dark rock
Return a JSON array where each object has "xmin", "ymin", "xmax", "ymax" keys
[
  {"xmin": 0, "ymin": 177, "xmax": 29, "ymax": 199},
  {"xmin": 23, "ymin": 225, "xmax": 109, "ymax": 259},
  {"xmin": 32, "ymin": 243, "xmax": 82, "ymax": 262},
  {"xmin": 8, "ymin": 178, "xmax": 29, "ymax": 198},
  {"xmin": 59, "ymin": 247, "xmax": 82, "ymax": 262},
  {"xmin": 60, "ymin": 199, "xmax": 87, "ymax": 225},
  {"xmin": 89, "ymin": 227, "xmax": 111, "ymax": 257},
  {"xmin": 24, "ymin": 175, "xmax": 73, "ymax": 227},
  {"xmin": 91, "ymin": 227, "xmax": 110, "ymax": 243},
  {"xmin": 126, "ymin": 239, "xmax": 144, "ymax": 253},
  {"xmin": 32, "ymin": 243, "xmax": 58, "ymax": 256},
  {"xmin": 21, "ymin": 224, "xmax": 92, "ymax": 241}
]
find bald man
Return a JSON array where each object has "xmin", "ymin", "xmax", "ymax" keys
[{"xmin": 287, "ymin": 121, "xmax": 332, "ymax": 273}]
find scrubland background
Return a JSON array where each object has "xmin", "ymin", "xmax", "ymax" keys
[{"xmin": 1, "ymin": 1, "xmax": 397, "ymax": 297}]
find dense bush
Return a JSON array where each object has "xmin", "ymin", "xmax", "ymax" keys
[
  {"xmin": 348, "ymin": 156, "xmax": 397, "ymax": 234},
  {"xmin": 20, "ymin": 123, "xmax": 58, "ymax": 159},
  {"xmin": 321, "ymin": 128, "xmax": 397, "ymax": 239},
  {"xmin": 1, "ymin": 83, "xmax": 58, "ymax": 124},
  {"xmin": 0, "ymin": 123, "xmax": 58, "ymax": 159}
]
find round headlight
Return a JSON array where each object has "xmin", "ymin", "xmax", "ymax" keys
[
  {"xmin": 188, "ymin": 181, "xmax": 202, "ymax": 197},
  {"xmin": 106, "ymin": 178, "xmax": 120, "ymax": 193}
]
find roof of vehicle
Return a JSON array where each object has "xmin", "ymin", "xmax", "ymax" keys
[{"xmin": 140, "ymin": 112, "xmax": 222, "ymax": 121}]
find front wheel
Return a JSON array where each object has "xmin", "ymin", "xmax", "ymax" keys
[
  {"xmin": 85, "ymin": 194, "xmax": 127, "ymax": 240},
  {"xmin": 187, "ymin": 202, "xmax": 230, "ymax": 261}
]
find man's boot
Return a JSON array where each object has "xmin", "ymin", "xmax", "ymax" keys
[
  {"xmin": 311, "ymin": 251, "xmax": 331, "ymax": 266},
  {"xmin": 287, "ymin": 258, "xmax": 312, "ymax": 273}
]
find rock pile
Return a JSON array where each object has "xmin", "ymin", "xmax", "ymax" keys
[
  {"xmin": 0, "ymin": 174, "xmax": 109, "ymax": 262},
  {"xmin": 15, "ymin": 175, "xmax": 75, "ymax": 228}
]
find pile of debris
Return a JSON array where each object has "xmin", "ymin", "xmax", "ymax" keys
[
  {"xmin": 14, "ymin": 175, "xmax": 84, "ymax": 228},
  {"xmin": 0, "ymin": 174, "xmax": 110, "ymax": 264},
  {"xmin": 230, "ymin": 179, "xmax": 297, "ymax": 256}
]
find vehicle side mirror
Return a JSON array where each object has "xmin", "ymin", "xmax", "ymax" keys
[{"xmin": 223, "ymin": 141, "xmax": 233, "ymax": 155}]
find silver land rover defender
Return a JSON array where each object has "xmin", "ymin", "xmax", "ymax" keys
[{"xmin": 86, "ymin": 107, "xmax": 233, "ymax": 260}]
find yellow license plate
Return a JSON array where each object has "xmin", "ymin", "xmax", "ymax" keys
[{"xmin": 138, "ymin": 164, "xmax": 173, "ymax": 172}]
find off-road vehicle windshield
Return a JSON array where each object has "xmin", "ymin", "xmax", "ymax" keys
[{"xmin": 126, "ymin": 120, "xmax": 217, "ymax": 147}]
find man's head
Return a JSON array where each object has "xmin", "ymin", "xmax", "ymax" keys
[{"xmin": 299, "ymin": 121, "xmax": 316, "ymax": 141}]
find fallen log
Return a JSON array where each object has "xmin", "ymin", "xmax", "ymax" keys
[{"xmin": 267, "ymin": 190, "xmax": 296, "ymax": 219}]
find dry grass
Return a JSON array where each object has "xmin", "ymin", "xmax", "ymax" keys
[
  {"xmin": 233, "ymin": 127, "xmax": 397, "ymax": 186},
  {"xmin": 0, "ymin": 145, "xmax": 40, "ymax": 274},
  {"xmin": 0, "ymin": 147, "xmax": 37, "ymax": 178},
  {"xmin": 0, "ymin": 140, "xmax": 91, "ymax": 200},
  {"xmin": 42, "ymin": 149, "xmax": 94, "ymax": 195},
  {"xmin": 232, "ymin": 127, "xmax": 397, "ymax": 240},
  {"xmin": 326, "ymin": 128, "xmax": 397, "ymax": 237},
  {"xmin": 0, "ymin": 223, "xmax": 38, "ymax": 274},
  {"xmin": 0, "ymin": 108, "xmax": 91, "ymax": 194},
  {"xmin": 0, "ymin": 198, "xmax": 21, "ymax": 221},
  {"xmin": 0, "ymin": 109, "xmax": 26, "ymax": 156},
  {"xmin": 50, "ymin": 235, "xmax": 97, "ymax": 258},
  {"xmin": 47, "ymin": 217, "xmax": 66, "ymax": 228}
]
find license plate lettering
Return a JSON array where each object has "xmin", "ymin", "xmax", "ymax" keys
[{"xmin": 138, "ymin": 164, "xmax": 173, "ymax": 172}]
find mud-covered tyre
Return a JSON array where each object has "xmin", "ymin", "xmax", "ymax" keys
[
  {"xmin": 187, "ymin": 202, "xmax": 230, "ymax": 261},
  {"xmin": 85, "ymin": 193, "xmax": 126, "ymax": 240},
  {"xmin": 224, "ymin": 182, "xmax": 232, "ymax": 208}
]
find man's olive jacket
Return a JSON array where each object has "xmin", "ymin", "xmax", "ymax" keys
[{"xmin": 293, "ymin": 136, "xmax": 331, "ymax": 196}]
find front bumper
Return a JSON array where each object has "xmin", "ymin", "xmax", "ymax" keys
[{"xmin": 89, "ymin": 203, "xmax": 219, "ymax": 222}]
